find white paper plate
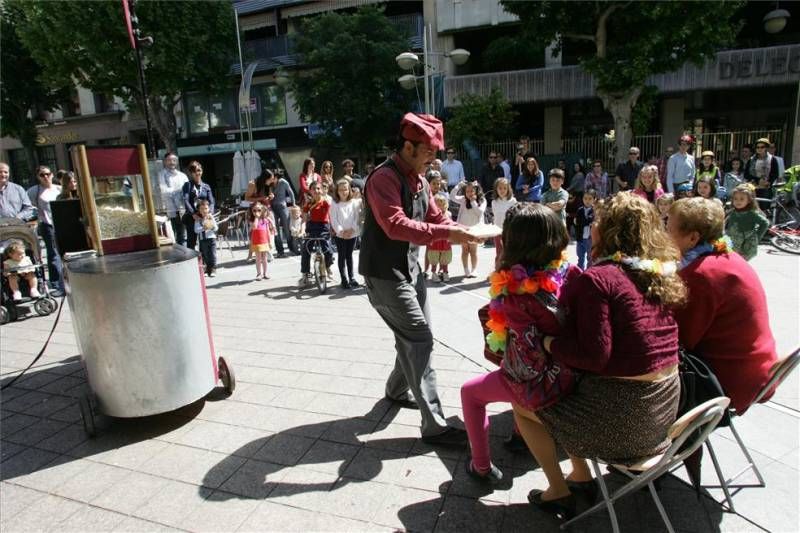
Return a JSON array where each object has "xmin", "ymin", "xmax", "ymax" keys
[{"xmin": 468, "ymin": 223, "xmax": 503, "ymax": 239}]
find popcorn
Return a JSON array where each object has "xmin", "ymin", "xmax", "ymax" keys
[{"xmin": 98, "ymin": 206, "xmax": 150, "ymax": 239}]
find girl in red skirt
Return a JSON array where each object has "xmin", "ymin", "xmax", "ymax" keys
[{"xmin": 249, "ymin": 201, "xmax": 274, "ymax": 280}]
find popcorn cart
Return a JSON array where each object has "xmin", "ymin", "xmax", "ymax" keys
[{"xmin": 66, "ymin": 144, "xmax": 234, "ymax": 437}]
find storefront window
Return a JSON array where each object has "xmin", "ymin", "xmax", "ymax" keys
[
  {"xmin": 250, "ymin": 84, "xmax": 287, "ymax": 127},
  {"xmin": 185, "ymin": 91, "xmax": 238, "ymax": 135},
  {"xmin": 209, "ymin": 92, "xmax": 238, "ymax": 132},
  {"xmin": 185, "ymin": 93, "xmax": 211, "ymax": 135},
  {"xmin": 7, "ymin": 145, "xmax": 58, "ymax": 187}
]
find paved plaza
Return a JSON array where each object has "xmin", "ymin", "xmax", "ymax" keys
[{"xmin": 1, "ymin": 243, "xmax": 798, "ymax": 532}]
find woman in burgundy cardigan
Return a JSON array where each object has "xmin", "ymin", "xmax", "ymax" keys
[
  {"xmin": 514, "ymin": 193, "xmax": 688, "ymax": 519},
  {"xmin": 667, "ymin": 197, "xmax": 778, "ymax": 414}
]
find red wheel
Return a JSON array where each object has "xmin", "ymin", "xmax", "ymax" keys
[{"xmin": 217, "ymin": 356, "xmax": 235, "ymax": 395}]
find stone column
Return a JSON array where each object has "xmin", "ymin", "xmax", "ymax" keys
[
  {"xmin": 661, "ymin": 97, "xmax": 685, "ymax": 150},
  {"xmin": 544, "ymin": 106, "xmax": 563, "ymax": 154}
]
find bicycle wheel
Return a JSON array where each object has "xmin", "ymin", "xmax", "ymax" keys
[
  {"xmin": 314, "ymin": 254, "xmax": 327, "ymax": 294},
  {"xmin": 771, "ymin": 231, "xmax": 800, "ymax": 255}
]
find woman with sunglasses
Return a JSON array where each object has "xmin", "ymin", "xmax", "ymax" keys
[
  {"xmin": 583, "ymin": 160, "xmax": 609, "ymax": 199},
  {"xmin": 26, "ymin": 166, "xmax": 64, "ymax": 293},
  {"xmin": 181, "ymin": 161, "xmax": 215, "ymax": 250},
  {"xmin": 744, "ymin": 138, "xmax": 780, "ymax": 199}
]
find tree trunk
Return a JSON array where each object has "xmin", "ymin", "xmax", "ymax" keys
[
  {"xmin": 598, "ymin": 87, "xmax": 642, "ymax": 166},
  {"xmin": 148, "ymin": 95, "xmax": 178, "ymax": 155}
]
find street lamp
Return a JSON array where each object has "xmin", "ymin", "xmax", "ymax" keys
[
  {"xmin": 763, "ymin": 6, "xmax": 790, "ymax": 34},
  {"xmin": 395, "ymin": 24, "xmax": 469, "ymax": 116}
]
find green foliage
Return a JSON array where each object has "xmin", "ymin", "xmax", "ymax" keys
[
  {"xmin": 631, "ymin": 85, "xmax": 659, "ymax": 136},
  {"xmin": 445, "ymin": 87, "xmax": 518, "ymax": 147},
  {"xmin": 11, "ymin": 0, "xmax": 236, "ymax": 149},
  {"xmin": 482, "ymin": 35, "xmax": 544, "ymax": 72},
  {"xmin": 501, "ymin": 1, "xmax": 746, "ymax": 95},
  {"xmin": 0, "ymin": 4, "xmax": 69, "ymax": 152},
  {"xmin": 288, "ymin": 6, "xmax": 413, "ymax": 156}
]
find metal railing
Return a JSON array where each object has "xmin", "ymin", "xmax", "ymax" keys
[{"xmin": 691, "ymin": 129, "xmax": 784, "ymax": 163}]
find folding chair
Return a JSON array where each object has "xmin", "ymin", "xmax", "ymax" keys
[
  {"xmin": 215, "ymin": 212, "xmax": 237, "ymax": 258},
  {"xmin": 561, "ymin": 397, "xmax": 731, "ymax": 533},
  {"xmin": 703, "ymin": 347, "xmax": 800, "ymax": 512}
]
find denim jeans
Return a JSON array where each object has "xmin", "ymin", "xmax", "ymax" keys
[
  {"xmin": 171, "ymin": 215, "xmax": 187, "ymax": 246},
  {"xmin": 300, "ymin": 221, "xmax": 333, "ymax": 274},
  {"xmin": 38, "ymin": 222, "xmax": 63, "ymax": 290},
  {"xmin": 272, "ymin": 205, "xmax": 294, "ymax": 255},
  {"xmin": 576, "ymin": 237, "xmax": 592, "ymax": 271},
  {"xmin": 199, "ymin": 239, "xmax": 217, "ymax": 273}
]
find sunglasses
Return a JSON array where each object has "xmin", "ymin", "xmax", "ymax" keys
[
  {"xmin": 39, "ymin": 172, "xmax": 52, "ymax": 177},
  {"xmin": 628, "ymin": 152, "xmax": 638, "ymax": 155},
  {"xmin": 446, "ymin": 151, "xmax": 455, "ymax": 154}
]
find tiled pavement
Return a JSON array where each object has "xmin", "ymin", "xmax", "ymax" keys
[{"xmin": 1, "ymin": 243, "xmax": 797, "ymax": 532}]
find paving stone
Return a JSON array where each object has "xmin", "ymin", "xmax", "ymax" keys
[
  {"xmin": 341, "ymin": 446, "xmax": 408, "ymax": 485},
  {"xmin": 54, "ymin": 504, "xmax": 128, "ymax": 532},
  {"xmin": 0, "ymin": 493, "xmax": 84, "ymax": 532},
  {"xmin": 0, "ymin": 482, "xmax": 42, "ymax": 520},
  {"xmin": 10, "ymin": 455, "xmax": 88, "ymax": 493},
  {"xmin": 433, "ymin": 494, "xmax": 505, "ymax": 532},
  {"xmin": 320, "ymin": 416, "xmax": 379, "ymax": 445},
  {"xmin": 238, "ymin": 501, "xmax": 378, "ymax": 532},
  {"xmin": 34, "ymin": 424, "xmax": 89, "ymax": 454},
  {"xmin": 132, "ymin": 480, "xmax": 212, "ymax": 528},
  {"xmin": 171, "ymin": 420, "xmax": 268, "ymax": 458},
  {"xmin": 217, "ymin": 458, "xmax": 287, "ymax": 499},
  {"xmin": 266, "ymin": 466, "xmax": 338, "ymax": 509},
  {"xmin": 0, "ymin": 447, "xmax": 60, "ymax": 481},
  {"xmin": 50, "ymin": 461, "xmax": 130, "ymax": 503},
  {"xmin": 251, "ymin": 432, "xmax": 316, "ymax": 466},
  {"xmin": 111, "ymin": 516, "xmax": 183, "ymax": 532},
  {"xmin": 90, "ymin": 470, "xmax": 171, "ymax": 515},
  {"xmin": 0, "ymin": 413, "xmax": 41, "ymax": 437},
  {"xmin": 4, "ymin": 417, "xmax": 69, "ymax": 446},
  {"xmin": 180, "ymin": 489, "xmax": 260, "ymax": 532},
  {"xmin": 0, "ymin": 440, "xmax": 26, "ymax": 462},
  {"xmin": 395, "ymin": 453, "xmax": 457, "ymax": 493},
  {"xmin": 325, "ymin": 478, "xmax": 392, "ymax": 522},
  {"xmin": 297, "ymin": 438, "xmax": 361, "ymax": 475},
  {"xmin": 140, "ymin": 443, "xmax": 245, "ymax": 489}
]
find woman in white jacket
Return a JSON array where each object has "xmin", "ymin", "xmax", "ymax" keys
[
  {"xmin": 453, "ymin": 180, "xmax": 486, "ymax": 278},
  {"xmin": 330, "ymin": 179, "xmax": 363, "ymax": 289}
]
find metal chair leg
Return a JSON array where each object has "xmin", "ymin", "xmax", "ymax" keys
[
  {"xmin": 705, "ymin": 439, "xmax": 737, "ymax": 512},
  {"xmin": 648, "ymin": 481, "xmax": 676, "ymax": 533},
  {"xmin": 727, "ymin": 416, "xmax": 766, "ymax": 486},
  {"xmin": 593, "ymin": 460, "xmax": 620, "ymax": 533}
]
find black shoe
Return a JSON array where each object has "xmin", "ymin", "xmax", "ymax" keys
[
  {"xmin": 502, "ymin": 431, "xmax": 529, "ymax": 453},
  {"xmin": 349, "ymin": 279, "xmax": 359, "ymax": 288},
  {"xmin": 340, "ymin": 280, "xmax": 349, "ymax": 289},
  {"xmin": 527, "ymin": 489, "xmax": 576, "ymax": 520},
  {"xmin": 566, "ymin": 479, "xmax": 598, "ymax": 503},
  {"xmin": 465, "ymin": 460, "xmax": 503, "ymax": 485},
  {"xmin": 277, "ymin": 253, "xmax": 286, "ymax": 258},
  {"xmin": 384, "ymin": 394, "xmax": 419, "ymax": 410},
  {"xmin": 421, "ymin": 427, "xmax": 468, "ymax": 447}
]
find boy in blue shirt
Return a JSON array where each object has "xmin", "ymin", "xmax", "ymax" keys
[{"xmin": 541, "ymin": 169, "xmax": 569, "ymax": 225}]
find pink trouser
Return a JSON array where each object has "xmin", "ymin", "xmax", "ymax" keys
[{"xmin": 460, "ymin": 370, "xmax": 514, "ymax": 472}]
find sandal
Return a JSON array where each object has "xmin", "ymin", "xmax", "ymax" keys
[{"xmin": 527, "ymin": 489, "xmax": 576, "ymax": 520}]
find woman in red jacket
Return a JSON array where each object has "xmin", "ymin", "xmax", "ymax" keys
[
  {"xmin": 514, "ymin": 193, "xmax": 687, "ymax": 519},
  {"xmin": 667, "ymin": 197, "xmax": 778, "ymax": 414}
]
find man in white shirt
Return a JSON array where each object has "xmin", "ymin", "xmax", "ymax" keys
[
  {"xmin": 158, "ymin": 152, "xmax": 189, "ymax": 245},
  {"xmin": 666, "ymin": 135, "xmax": 696, "ymax": 193},
  {"xmin": 26, "ymin": 166, "xmax": 63, "ymax": 293},
  {"xmin": 440, "ymin": 147, "xmax": 465, "ymax": 189}
]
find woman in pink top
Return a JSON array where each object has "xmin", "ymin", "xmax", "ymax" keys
[
  {"xmin": 631, "ymin": 164, "xmax": 665, "ymax": 204},
  {"xmin": 298, "ymin": 158, "xmax": 321, "ymax": 207},
  {"xmin": 514, "ymin": 194, "xmax": 687, "ymax": 519}
]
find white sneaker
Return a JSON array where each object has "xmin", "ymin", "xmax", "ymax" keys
[
  {"xmin": 298, "ymin": 275, "xmax": 310, "ymax": 287},
  {"xmin": 30, "ymin": 288, "xmax": 41, "ymax": 299},
  {"xmin": 442, "ymin": 272, "xmax": 450, "ymax": 282},
  {"xmin": 12, "ymin": 290, "xmax": 22, "ymax": 301}
]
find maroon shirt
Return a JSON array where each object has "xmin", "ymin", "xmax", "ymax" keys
[
  {"xmin": 551, "ymin": 263, "xmax": 680, "ymax": 376},
  {"xmin": 365, "ymin": 154, "xmax": 456, "ymax": 245}
]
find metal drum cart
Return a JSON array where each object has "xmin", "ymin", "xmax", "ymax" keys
[{"xmin": 65, "ymin": 144, "xmax": 234, "ymax": 437}]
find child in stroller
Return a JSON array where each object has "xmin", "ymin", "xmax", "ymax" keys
[{"xmin": 3, "ymin": 240, "xmax": 40, "ymax": 300}]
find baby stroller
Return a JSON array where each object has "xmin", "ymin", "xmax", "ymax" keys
[{"xmin": 0, "ymin": 217, "xmax": 59, "ymax": 324}]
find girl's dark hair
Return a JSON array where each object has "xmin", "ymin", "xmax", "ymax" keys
[
  {"xmin": 302, "ymin": 158, "xmax": 315, "ymax": 176},
  {"xmin": 729, "ymin": 156, "xmax": 742, "ymax": 167},
  {"xmin": 692, "ymin": 175, "xmax": 717, "ymax": 199},
  {"xmin": 521, "ymin": 157, "xmax": 540, "ymax": 186},
  {"xmin": 248, "ymin": 201, "xmax": 267, "ymax": 222},
  {"xmin": 464, "ymin": 181, "xmax": 485, "ymax": 209},
  {"xmin": 187, "ymin": 160, "xmax": 202, "ymax": 174},
  {"xmin": 255, "ymin": 168, "xmax": 273, "ymax": 197},
  {"xmin": 499, "ymin": 203, "xmax": 568, "ymax": 270}
]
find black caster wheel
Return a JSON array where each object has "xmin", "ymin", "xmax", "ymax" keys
[
  {"xmin": 0, "ymin": 305, "xmax": 10, "ymax": 325},
  {"xmin": 217, "ymin": 356, "xmax": 236, "ymax": 396},
  {"xmin": 34, "ymin": 297, "xmax": 58, "ymax": 316},
  {"xmin": 79, "ymin": 395, "xmax": 97, "ymax": 438}
]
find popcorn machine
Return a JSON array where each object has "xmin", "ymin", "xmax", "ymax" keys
[{"xmin": 65, "ymin": 145, "xmax": 234, "ymax": 436}]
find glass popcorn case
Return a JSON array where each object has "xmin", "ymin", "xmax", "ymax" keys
[{"xmin": 70, "ymin": 144, "xmax": 160, "ymax": 255}]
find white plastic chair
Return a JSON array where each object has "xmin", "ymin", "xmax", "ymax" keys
[
  {"xmin": 702, "ymin": 347, "xmax": 800, "ymax": 512},
  {"xmin": 561, "ymin": 396, "xmax": 731, "ymax": 533}
]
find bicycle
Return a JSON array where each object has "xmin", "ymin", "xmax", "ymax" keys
[
  {"xmin": 755, "ymin": 183, "xmax": 800, "ymax": 255},
  {"xmin": 302, "ymin": 234, "xmax": 331, "ymax": 294}
]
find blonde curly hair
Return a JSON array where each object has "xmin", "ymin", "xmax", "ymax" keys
[{"xmin": 595, "ymin": 192, "xmax": 687, "ymax": 307}]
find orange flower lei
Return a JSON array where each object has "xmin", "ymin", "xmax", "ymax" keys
[{"xmin": 485, "ymin": 252, "xmax": 567, "ymax": 353}]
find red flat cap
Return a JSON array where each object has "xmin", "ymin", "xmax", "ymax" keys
[{"xmin": 400, "ymin": 113, "xmax": 444, "ymax": 150}]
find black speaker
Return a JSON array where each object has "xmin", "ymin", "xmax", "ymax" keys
[{"xmin": 51, "ymin": 199, "xmax": 90, "ymax": 255}]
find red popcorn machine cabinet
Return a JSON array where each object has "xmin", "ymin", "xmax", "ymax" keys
[{"xmin": 65, "ymin": 144, "xmax": 234, "ymax": 437}]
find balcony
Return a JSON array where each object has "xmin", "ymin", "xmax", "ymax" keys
[{"xmin": 233, "ymin": 12, "xmax": 424, "ymax": 74}]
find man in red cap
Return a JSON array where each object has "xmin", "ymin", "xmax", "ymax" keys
[{"xmin": 359, "ymin": 113, "xmax": 480, "ymax": 446}]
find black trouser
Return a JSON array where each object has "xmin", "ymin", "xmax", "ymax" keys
[
  {"xmin": 272, "ymin": 205, "xmax": 294, "ymax": 254},
  {"xmin": 334, "ymin": 236, "xmax": 356, "ymax": 281},
  {"xmin": 199, "ymin": 239, "xmax": 217, "ymax": 273},
  {"xmin": 183, "ymin": 213, "xmax": 198, "ymax": 250},
  {"xmin": 38, "ymin": 222, "xmax": 63, "ymax": 290},
  {"xmin": 300, "ymin": 222, "xmax": 333, "ymax": 274},
  {"xmin": 171, "ymin": 215, "xmax": 187, "ymax": 246}
]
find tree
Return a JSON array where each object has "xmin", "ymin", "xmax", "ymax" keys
[
  {"xmin": 0, "ymin": 3, "xmax": 69, "ymax": 181},
  {"xmin": 288, "ymin": 6, "xmax": 413, "ymax": 162},
  {"xmin": 12, "ymin": 0, "xmax": 236, "ymax": 153},
  {"xmin": 445, "ymin": 87, "xmax": 518, "ymax": 148},
  {"xmin": 501, "ymin": 1, "xmax": 745, "ymax": 163}
]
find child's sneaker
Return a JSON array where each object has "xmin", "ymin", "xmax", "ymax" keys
[
  {"xmin": 30, "ymin": 287, "xmax": 41, "ymax": 298},
  {"xmin": 12, "ymin": 290, "xmax": 22, "ymax": 301},
  {"xmin": 441, "ymin": 272, "xmax": 450, "ymax": 282},
  {"xmin": 297, "ymin": 274, "xmax": 310, "ymax": 288}
]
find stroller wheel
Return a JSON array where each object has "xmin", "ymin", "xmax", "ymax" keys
[
  {"xmin": 0, "ymin": 305, "xmax": 10, "ymax": 325},
  {"xmin": 34, "ymin": 297, "xmax": 58, "ymax": 316}
]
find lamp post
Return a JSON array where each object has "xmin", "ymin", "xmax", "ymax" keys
[
  {"xmin": 763, "ymin": 2, "xmax": 790, "ymax": 34},
  {"xmin": 395, "ymin": 24, "xmax": 469, "ymax": 116}
]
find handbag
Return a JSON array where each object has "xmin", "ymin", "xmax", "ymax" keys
[{"xmin": 677, "ymin": 350, "xmax": 730, "ymax": 427}]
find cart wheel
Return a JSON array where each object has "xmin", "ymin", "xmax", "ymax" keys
[
  {"xmin": 33, "ymin": 297, "xmax": 58, "ymax": 316},
  {"xmin": 218, "ymin": 356, "xmax": 236, "ymax": 396},
  {"xmin": 79, "ymin": 395, "xmax": 97, "ymax": 438},
  {"xmin": 314, "ymin": 255, "xmax": 327, "ymax": 294},
  {"xmin": 0, "ymin": 305, "xmax": 9, "ymax": 325}
]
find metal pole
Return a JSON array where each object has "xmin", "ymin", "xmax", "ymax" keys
[
  {"xmin": 422, "ymin": 24, "xmax": 430, "ymax": 115},
  {"xmin": 234, "ymin": 9, "xmax": 246, "ymax": 155},
  {"xmin": 129, "ymin": 0, "xmax": 156, "ymax": 159}
]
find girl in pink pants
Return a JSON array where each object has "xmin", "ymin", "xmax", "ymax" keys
[{"xmin": 461, "ymin": 203, "xmax": 581, "ymax": 483}]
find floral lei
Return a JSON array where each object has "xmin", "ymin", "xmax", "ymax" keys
[
  {"xmin": 680, "ymin": 235, "xmax": 733, "ymax": 269},
  {"xmin": 485, "ymin": 252, "xmax": 568, "ymax": 353},
  {"xmin": 596, "ymin": 251, "xmax": 678, "ymax": 276}
]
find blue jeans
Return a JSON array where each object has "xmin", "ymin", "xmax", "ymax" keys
[
  {"xmin": 300, "ymin": 221, "xmax": 333, "ymax": 274},
  {"xmin": 38, "ymin": 222, "xmax": 64, "ymax": 290},
  {"xmin": 576, "ymin": 237, "xmax": 592, "ymax": 271},
  {"xmin": 272, "ymin": 205, "xmax": 294, "ymax": 255},
  {"xmin": 199, "ymin": 239, "xmax": 217, "ymax": 273}
]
